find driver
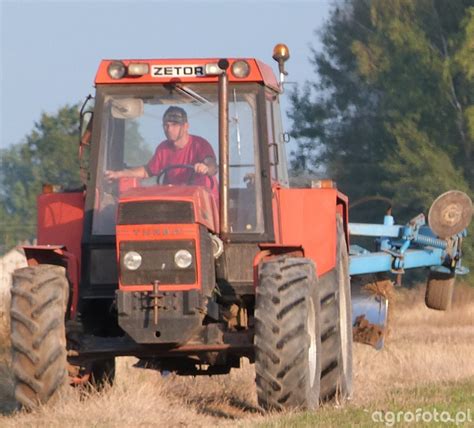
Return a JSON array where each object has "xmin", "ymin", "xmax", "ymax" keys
[{"xmin": 105, "ymin": 106, "xmax": 217, "ymax": 193}]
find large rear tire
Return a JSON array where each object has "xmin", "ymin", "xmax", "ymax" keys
[
  {"xmin": 255, "ymin": 257, "xmax": 321, "ymax": 411},
  {"xmin": 90, "ymin": 358, "xmax": 115, "ymax": 387},
  {"xmin": 319, "ymin": 215, "xmax": 353, "ymax": 401},
  {"xmin": 10, "ymin": 265, "xmax": 69, "ymax": 409},
  {"xmin": 66, "ymin": 320, "xmax": 115, "ymax": 388},
  {"xmin": 425, "ymin": 270, "xmax": 455, "ymax": 311}
]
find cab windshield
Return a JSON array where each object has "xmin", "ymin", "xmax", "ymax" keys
[{"xmin": 92, "ymin": 83, "xmax": 264, "ymax": 235}]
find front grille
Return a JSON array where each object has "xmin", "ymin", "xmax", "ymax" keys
[
  {"xmin": 120, "ymin": 240, "xmax": 196, "ymax": 285},
  {"xmin": 117, "ymin": 201, "xmax": 194, "ymax": 225}
]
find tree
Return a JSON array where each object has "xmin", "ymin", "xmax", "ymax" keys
[
  {"xmin": 124, "ymin": 119, "xmax": 152, "ymax": 166},
  {"xmin": 0, "ymin": 105, "xmax": 82, "ymax": 252},
  {"xmin": 290, "ymin": 0, "xmax": 474, "ymax": 270},
  {"xmin": 0, "ymin": 104, "xmax": 151, "ymax": 253}
]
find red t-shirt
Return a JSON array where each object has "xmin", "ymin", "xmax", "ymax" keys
[{"xmin": 146, "ymin": 134, "xmax": 218, "ymax": 197}]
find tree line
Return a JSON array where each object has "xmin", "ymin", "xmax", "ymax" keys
[
  {"xmin": 1, "ymin": 0, "xmax": 473, "ymax": 272},
  {"xmin": 0, "ymin": 106, "xmax": 81, "ymax": 252},
  {"xmin": 289, "ymin": 0, "xmax": 474, "ymax": 269}
]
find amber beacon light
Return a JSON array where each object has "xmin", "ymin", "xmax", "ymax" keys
[{"xmin": 272, "ymin": 43, "xmax": 290, "ymax": 89}]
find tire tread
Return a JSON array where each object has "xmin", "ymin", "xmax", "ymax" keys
[{"xmin": 10, "ymin": 264, "xmax": 69, "ymax": 409}]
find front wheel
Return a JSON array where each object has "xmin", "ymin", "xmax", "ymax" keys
[{"xmin": 255, "ymin": 257, "xmax": 321, "ymax": 411}]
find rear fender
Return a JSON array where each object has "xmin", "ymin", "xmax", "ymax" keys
[
  {"xmin": 22, "ymin": 245, "xmax": 79, "ymax": 320},
  {"xmin": 337, "ymin": 191, "xmax": 350, "ymax": 249},
  {"xmin": 253, "ymin": 244, "xmax": 304, "ymax": 286}
]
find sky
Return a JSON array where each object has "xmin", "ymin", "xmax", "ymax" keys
[{"xmin": 0, "ymin": 0, "xmax": 332, "ymax": 150}]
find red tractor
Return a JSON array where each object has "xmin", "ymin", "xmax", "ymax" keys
[{"xmin": 10, "ymin": 45, "xmax": 354, "ymax": 410}]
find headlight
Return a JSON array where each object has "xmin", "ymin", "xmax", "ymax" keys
[
  {"xmin": 174, "ymin": 249, "xmax": 193, "ymax": 269},
  {"xmin": 123, "ymin": 251, "xmax": 142, "ymax": 270},
  {"xmin": 108, "ymin": 61, "xmax": 126, "ymax": 79},
  {"xmin": 211, "ymin": 234, "xmax": 224, "ymax": 259}
]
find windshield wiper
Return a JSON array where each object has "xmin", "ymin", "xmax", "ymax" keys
[
  {"xmin": 175, "ymin": 85, "xmax": 212, "ymax": 105},
  {"xmin": 232, "ymin": 89, "xmax": 242, "ymax": 156}
]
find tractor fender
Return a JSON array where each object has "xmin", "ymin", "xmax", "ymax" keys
[
  {"xmin": 22, "ymin": 245, "xmax": 79, "ymax": 319},
  {"xmin": 337, "ymin": 191, "xmax": 350, "ymax": 249},
  {"xmin": 253, "ymin": 244, "xmax": 305, "ymax": 287}
]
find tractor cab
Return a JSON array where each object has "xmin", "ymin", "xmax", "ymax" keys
[
  {"xmin": 76, "ymin": 52, "xmax": 295, "ymax": 341},
  {"xmin": 86, "ymin": 58, "xmax": 289, "ymax": 239}
]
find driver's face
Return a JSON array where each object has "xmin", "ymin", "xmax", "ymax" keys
[{"xmin": 163, "ymin": 121, "xmax": 187, "ymax": 143}]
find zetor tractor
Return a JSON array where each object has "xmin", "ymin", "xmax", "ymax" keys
[{"xmin": 10, "ymin": 45, "xmax": 472, "ymax": 411}]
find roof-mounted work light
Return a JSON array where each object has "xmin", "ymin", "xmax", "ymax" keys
[
  {"xmin": 107, "ymin": 61, "xmax": 126, "ymax": 80},
  {"xmin": 231, "ymin": 60, "xmax": 250, "ymax": 78},
  {"xmin": 204, "ymin": 63, "xmax": 225, "ymax": 76},
  {"xmin": 128, "ymin": 63, "xmax": 150, "ymax": 76}
]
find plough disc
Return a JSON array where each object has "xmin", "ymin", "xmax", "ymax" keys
[{"xmin": 428, "ymin": 190, "xmax": 472, "ymax": 239}]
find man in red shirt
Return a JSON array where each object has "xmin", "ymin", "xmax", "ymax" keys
[{"xmin": 105, "ymin": 106, "xmax": 217, "ymax": 195}]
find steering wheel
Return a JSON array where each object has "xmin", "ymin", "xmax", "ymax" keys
[{"xmin": 156, "ymin": 164, "xmax": 214, "ymax": 190}]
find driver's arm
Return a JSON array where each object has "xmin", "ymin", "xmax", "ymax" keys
[{"xmin": 105, "ymin": 165, "xmax": 149, "ymax": 182}]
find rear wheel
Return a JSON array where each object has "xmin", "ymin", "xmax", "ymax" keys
[
  {"xmin": 255, "ymin": 257, "xmax": 321, "ymax": 411},
  {"xmin": 319, "ymin": 215, "xmax": 353, "ymax": 401},
  {"xmin": 10, "ymin": 265, "xmax": 69, "ymax": 409},
  {"xmin": 68, "ymin": 360, "xmax": 116, "ymax": 389},
  {"xmin": 425, "ymin": 270, "xmax": 455, "ymax": 310},
  {"xmin": 90, "ymin": 359, "xmax": 115, "ymax": 387},
  {"xmin": 66, "ymin": 320, "xmax": 115, "ymax": 388}
]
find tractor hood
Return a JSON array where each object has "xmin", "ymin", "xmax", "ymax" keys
[{"xmin": 117, "ymin": 185, "xmax": 218, "ymax": 232}]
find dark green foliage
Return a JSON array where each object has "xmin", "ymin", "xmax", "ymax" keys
[
  {"xmin": 124, "ymin": 120, "xmax": 152, "ymax": 167},
  {"xmin": 290, "ymin": 0, "xmax": 474, "ymax": 273},
  {"xmin": 0, "ymin": 105, "xmax": 81, "ymax": 252},
  {"xmin": 0, "ymin": 104, "xmax": 151, "ymax": 254}
]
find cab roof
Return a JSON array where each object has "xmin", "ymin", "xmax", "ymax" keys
[{"xmin": 95, "ymin": 58, "xmax": 279, "ymax": 92}]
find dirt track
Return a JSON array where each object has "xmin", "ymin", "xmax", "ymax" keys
[{"xmin": 0, "ymin": 284, "xmax": 473, "ymax": 426}]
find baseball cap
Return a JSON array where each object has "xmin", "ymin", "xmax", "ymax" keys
[{"xmin": 163, "ymin": 106, "xmax": 188, "ymax": 124}]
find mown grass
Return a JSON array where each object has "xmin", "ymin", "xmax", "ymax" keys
[
  {"xmin": 259, "ymin": 379, "xmax": 474, "ymax": 427},
  {"xmin": 0, "ymin": 284, "xmax": 472, "ymax": 427},
  {"xmin": 0, "ymin": 317, "xmax": 9, "ymax": 360}
]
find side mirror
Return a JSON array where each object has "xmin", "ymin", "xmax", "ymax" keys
[
  {"xmin": 80, "ymin": 110, "xmax": 93, "ymax": 142},
  {"xmin": 79, "ymin": 95, "xmax": 94, "ymax": 185}
]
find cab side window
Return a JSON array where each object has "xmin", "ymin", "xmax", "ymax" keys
[{"xmin": 266, "ymin": 94, "xmax": 289, "ymax": 187}]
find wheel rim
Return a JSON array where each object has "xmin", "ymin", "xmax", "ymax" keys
[{"xmin": 307, "ymin": 298, "xmax": 317, "ymax": 388}]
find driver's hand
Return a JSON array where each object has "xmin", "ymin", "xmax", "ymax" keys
[
  {"xmin": 194, "ymin": 163, "xmax": 209, "ymax": 175},
  {"xmin": 105, "ymin": 170, "xmax": 122, "ymax": 182},
  {"xmin": 244, "ymin": 172, "xmax": 256, "ymax": 186}
]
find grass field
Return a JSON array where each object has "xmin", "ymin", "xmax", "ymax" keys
[
  {"xmin": 0, "ymin": 283, "xmax": 473, "ymax": 427},
  {"xmin": 259, "ymin": 380, "xmax": 474, "ymax": 427}
]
